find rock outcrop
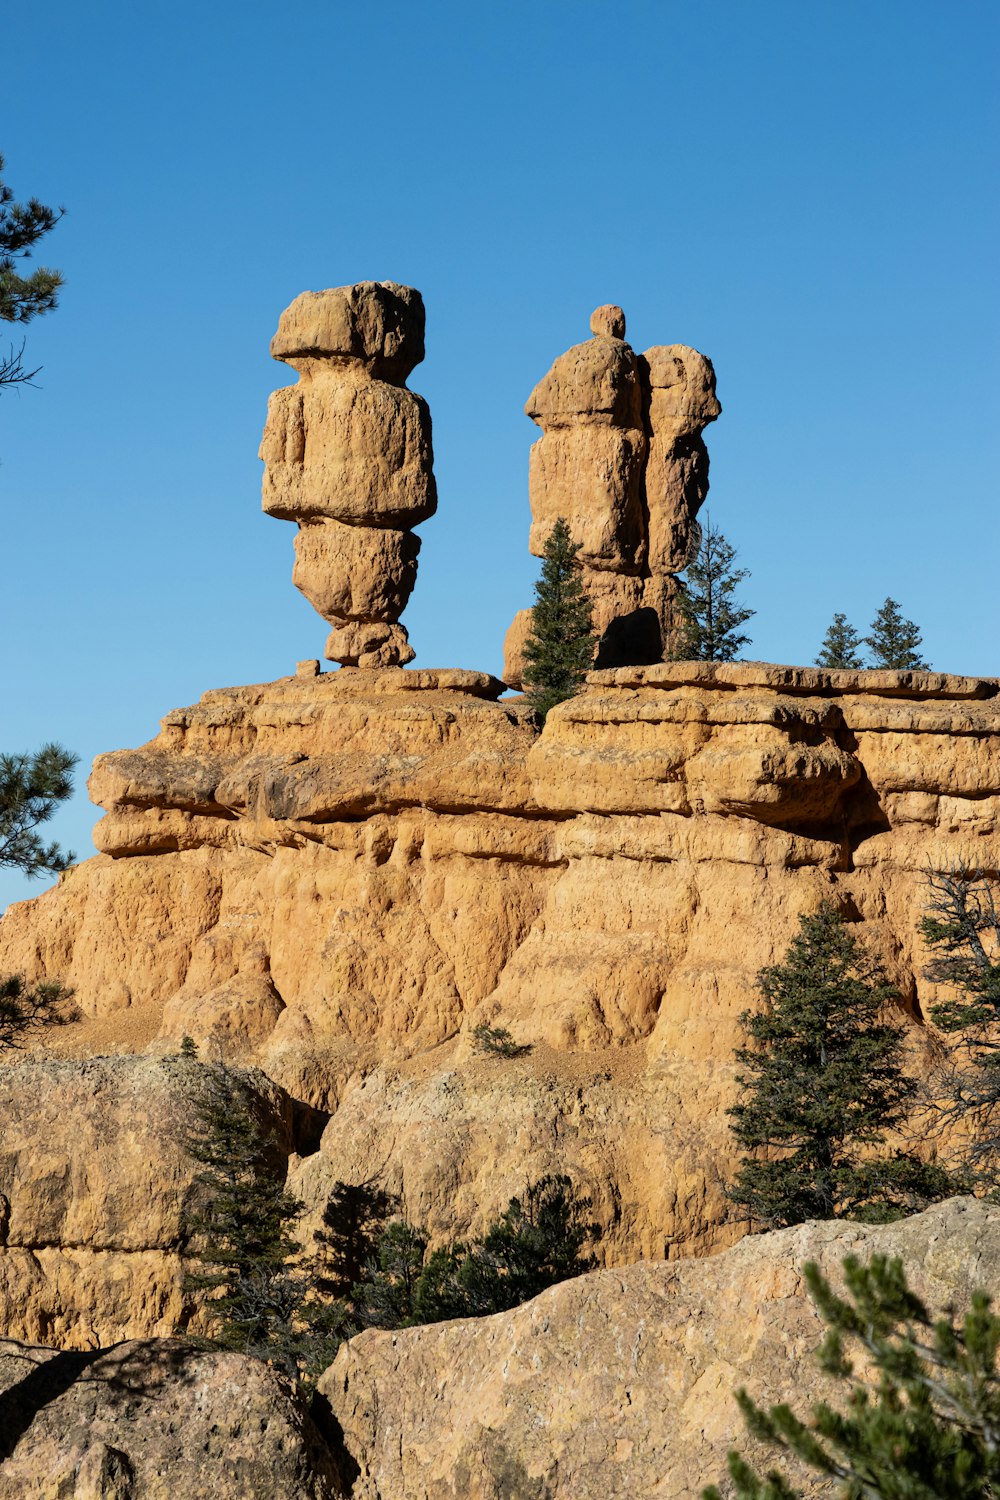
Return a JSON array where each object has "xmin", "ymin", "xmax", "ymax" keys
[
  {"xmin": 0, "ymin": 662, "xmax": 996, "ymax": 1337},
  {"xmin": 504, "ymin": 306, "xmax": 720, "ymax": 681},
  {"xmin": 0, "ymin": 1338, "xmax": 342, "ymax": 1498},
  {"xmin": 0, "ymin": 1199, "xmax": 991, "ymax": 1498},
  {"xmin": 321, "ymin": 1197, "xmax": 997, "ymax": 1500},
  {"xmin": 260, "ymin": 282, "xmax": 436, "ymax": 667},
  {"xmin": 0, "ymin": 1056, "xmax": 296, "ymax": 1348}
]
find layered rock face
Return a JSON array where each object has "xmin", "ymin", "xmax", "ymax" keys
[
  {"xmin": 260, "ymin": 281, "xmax": 436, "ymax": 667},
  {"xmin": 0, "ymin": 1057, "xmax": 295, "ymax": 1348},
  {"xmin": 322, "ymin": 1197, "xmax": 998, "ymax": 1500},
  {"xmin": 505, "ymin": 305, "xmax": 720, "ymax": 681},
  {"xmin": 0, "ymin": 662, "xmax": 997, "ymax": 1347}
]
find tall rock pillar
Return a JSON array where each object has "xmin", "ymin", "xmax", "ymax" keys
[
  {"xmin": 260, "ymin": 281, "xmax": 436, "ymax": 668},
  {"xmin": 504, "ymin": 305, "xmax": 720, "ymax": 682}
]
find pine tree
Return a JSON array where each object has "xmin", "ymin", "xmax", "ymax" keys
[
  {"xmin": 920, "ymin": 867, "xmax": 1000, "ymax": 1180},
  {"xmin": 671, "ymin": 516, "xmax": 754, "ymax": 662},
  {"xmin": 0, "ymin": 744, "xmax": 78, "ymax": 1048},
  {"xmin": 521, "ymin": 518, "xmax": 596, "ymax": 722},
  {"xmin": 726, "ymin": 904, "xmax": 957, "ymax": 1228},
  {"xmin": 453, "ymin": 1174, "xmax": 599, "ymax": 1315},
  {"xmin": 815, "ymin": 613, "xmax": 865, "ymax": 670},
  {"xmin": 353, "ymin": 1175, "xmax": 599, "ymax": 1328},
  {"xmin": 0, "ymin": 974, "xmax": 75, "ymax": 1050},
  {"xmin": 1, "ymin": 153, "xmax": 64, "ymax": 392},
  {"xmin": 0, "ymin": 743, "xmax": 77, "ymax": 877},
  {"xmin": 864, "ymin": 598, "xmax": 929, "ymax": 670},
  {"xmin": 703, "ymin": 1253, "xmax": 1000, "ymax": 1500},
  {"xmin": 181, "ymin": 1064, "xmax": 344, "ymax": 1381}
]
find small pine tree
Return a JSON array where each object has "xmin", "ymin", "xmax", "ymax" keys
[
  {"xmin": 815, "ymin": 613, "xmax": 865, "ymax": 670},
  {"xmin": 920, "ymin": 867, "xmax": 1000, "ymax": 1180},
  {"xmin": 353, "ymin": 1175, "xmax": 599, "ymax": 1328},
  {"xmin": 726, "ymin": 903, "xmax": 957, "ymax": 1227},
  {"xmin": 353, "ymin": 1220, "xmax": 430, "ymax": 1328},
  {"xmin": 703, "ymin": 1253, "xmax": 1000, "ymax": 1500},
  {"xmin": 456, "ymin": 1174, "xmax": 599, "ymax": 1314},
  {"xmin": 671, "ymin": 516, "xmax": 754, "ymax": 662},
  {"xmin": 0, "ymin": 974, "xmax": 76, "ymax": 1050},
  {"xmin": 0, "ymin": 744, "xmax": 77, "ymax": 877},
  {"xmin": 181, "ymin": 1065, "xmax": 343, "ymax": 1381},
  {"xmin": 864, "ymin": 597, "xmax": 929, "ymax": 670},
  {"xmin": 521, "ymin": 518, "xmax": 596, "ymax": 721}
]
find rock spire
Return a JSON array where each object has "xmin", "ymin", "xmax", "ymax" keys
[
  {"xmin": 259, "ymin": 280, "xmax": 436, "ymax": 668},
  {"xmin": 505, "ymin": 305, "xmax": 721, "ymax": 681}
]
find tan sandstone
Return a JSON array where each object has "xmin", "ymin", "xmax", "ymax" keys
[
  {"xmin": 505, "ymin": 307, "xmax": 721, "ymax": 681},
  {"xmin": 260, "ymin": 282, "xmax": 436, "ymax": 666},
  {"xmin": 0, "ymin": 1056, "xmax": 296, "ymax": 1347},
  {"xmin": 0, "ymin": 663, "xmax": 996, "ymax": 1345},
  {"xmin": 321, "ymin": 1196, "xmax": 999, "ymax": 1500}
]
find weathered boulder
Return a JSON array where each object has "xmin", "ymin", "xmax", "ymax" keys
[
  {"xmin": 320, "ymin": 1197, "xmax": 998, "ymax": 1500},
  {"xmin": 0, "ymin": 1338, "xmax": 341, "ymax": 1498},
  {"xmin": 260, "ymin": 281, "xmax": 436, "ymax": 666}
]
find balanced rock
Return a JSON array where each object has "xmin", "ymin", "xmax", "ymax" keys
[
  {"xmin": 506, "ymin": 306, "xmax": 721, "ymax": 681},
  {"xmin": 260, "ymin": 280, "xmax": 436, "ymax": 668}
]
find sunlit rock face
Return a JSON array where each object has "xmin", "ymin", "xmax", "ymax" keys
[
  {"xmin": 0, "ymin": 662, "xmax": 996, "ymax": 1348},
  {"xmin": 259, "ymin": 281, "xmax": 436, "ymax": 667},
  {"xmin": 505, "ymin": 304, "xmax": 721, "ymax": 684}
]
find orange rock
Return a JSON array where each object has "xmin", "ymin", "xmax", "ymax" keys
[
  {"xmin": 260, "ymin": 282, "xmax": 436, "ymax": 667},
  {"xmin": 511, "ymin": 306, "xmax": 721, "ymax": 669},
  {"xmin": 1, "ymin": 664, "xmax": 996, "ymax": 1301}
]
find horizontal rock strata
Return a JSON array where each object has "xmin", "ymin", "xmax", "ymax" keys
[
  {"xmin": 0, "ymin": 1057, "xmax": 295, "ymax": 1347},
  {"xmin": 0, "ymin": 663, "xmax": 997, "ymax": 1339}
]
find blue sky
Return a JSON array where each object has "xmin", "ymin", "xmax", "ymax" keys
[{"xmin": 2, "ymin": 0, "xmax": 997, "ymax": 909}]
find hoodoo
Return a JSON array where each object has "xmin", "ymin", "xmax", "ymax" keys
[
  {"xmin": 504, "ymin": 304, "xmax": 721, "ymax": 682},
  {"xmin": 0, "ymin": 288, "xmax": 997, "ymax": 1500},
  {"xmin": 259, "ymin": 280, "xmax": 436, "ymax": 668}
]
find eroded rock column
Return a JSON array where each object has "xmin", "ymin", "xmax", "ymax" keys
[
  {"xmin": 260, "ymin": 281, "xmax": 436, "ymax": 668},
  {"xmin": 505, "ymin": 305, "xmax": 720, "ymax": 681}
]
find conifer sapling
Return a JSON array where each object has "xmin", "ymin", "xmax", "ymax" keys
[
  {"xmin": 815, "ymin": 613, "xmax": 865, "ymax": 670},
  {"xmin": 521, "ymin": 517, "xmax": 596, "ymax": 721},
  {"xmin": 864, "ymin": 597, "xmax": 929, "ymax": 670},
  {"xmin": 671, "ymin": 517, "xmax": 754, "ymax": 662}
]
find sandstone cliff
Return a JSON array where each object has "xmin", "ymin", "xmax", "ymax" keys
[
  {"xmin": 0, "ymin": 662, "xmax": 997, "ymax": 1344},
  {"xmin": 0, "ymin": 1199, "xmax": 992, "ymax": 1498}
]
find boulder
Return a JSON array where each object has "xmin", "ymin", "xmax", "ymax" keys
[
  {"xmin": 320, "ymin": 1197, "xmax": 999, "ymax": 1500},
  {"xmin": 0, "ymin": 1338, "xmax": 341, "ymax": 1498}
]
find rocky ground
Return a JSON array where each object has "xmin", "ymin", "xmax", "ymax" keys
[{"xmin": 0, "ymin": 1198, "xmax": 993, "ymax": 1498}]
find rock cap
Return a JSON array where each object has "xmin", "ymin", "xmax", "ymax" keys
[
  {"xmin": 590, "ymin": 304, "xmax": 626, "ymax": 339},
  {"xmin": 270, "ymin": 281, "xmax": 425, "ymax": 382}
]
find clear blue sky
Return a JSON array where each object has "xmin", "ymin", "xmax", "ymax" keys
[{"xmin": 2, "ymin": 0, "xmax": 997, "ymax": 910}]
